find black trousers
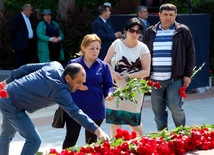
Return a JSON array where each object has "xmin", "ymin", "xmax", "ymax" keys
[
  {"xmin": 15, "ymin": 39, "xmax": 32, "ymax": 69},
  {"xmin": 62, "ymin": 117, "xmax": 103, "ymax": 149},
  {"xmin": 48, "ymin": 45, "xmax": 60, "ymax": 61}
]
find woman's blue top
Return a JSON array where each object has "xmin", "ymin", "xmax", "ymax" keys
[{"xmin": 66, "ymin": 56, "xmax": 114, "ymax": 120}]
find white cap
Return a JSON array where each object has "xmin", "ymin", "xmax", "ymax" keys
[{"xmin": 104, "ymin": 2, "xmax": 111, "ymax": 8}]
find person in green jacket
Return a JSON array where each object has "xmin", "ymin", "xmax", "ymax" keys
[{"xmin": 36, "ymin": 9, "xmax": 65, "ymax": 63}]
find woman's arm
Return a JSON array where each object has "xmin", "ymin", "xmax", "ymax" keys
[
  {"xmin": 36, "ymin": 22, "xmax": 50, "ymax": 42},
  {"xmin": 127, "ymin": 53, "xmax": 151, "ymax": 79},
  {"xmin": 104, "ymin": 45, "xmax": 122, "ymax": 81}
]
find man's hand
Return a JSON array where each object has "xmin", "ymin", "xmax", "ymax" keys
[
  {"xmin": 106, "ymin": 93, "xmax": 114, "ymax": 101},
  {"xmin": 0, "ymin": 80, "xmax": 7, "ymax": 87},
  {"xmin": 183, "ymin": 76, "xmax": 191, "ymax": 88},
  {"xmin": 115, "ymin": 31, "xmax": 121, "ymax": 38},
  {"xmin": 94, "ymin": 128, "xmax": 110, "ymax": 143},
  {"xmin": 78, "ymin": 85, "xmax": 88, "ymax": 91},
  {"xmin": 0, "ymin": 80, "xmax": 7, "ymax": 90}
]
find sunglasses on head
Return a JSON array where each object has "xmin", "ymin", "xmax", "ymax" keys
[{"xmin": 128, "ymin": 29, "xmax": 142, "ymax": 34}]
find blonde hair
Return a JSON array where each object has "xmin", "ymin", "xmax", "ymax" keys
[{"xmin": 77, "ymin": 34, "xmax": 101, "ymax": 56}]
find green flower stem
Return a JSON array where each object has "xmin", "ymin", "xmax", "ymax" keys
[{"xmin": 191, "ymin": 62, "xmax": 206, "ymax": 79}]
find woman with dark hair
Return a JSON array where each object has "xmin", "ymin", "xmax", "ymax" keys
[
  {"xmin": 104, "ymin": 17, "xmax": 151, "ymax": 138},
  {"xmin": 36, "ymin": 9, "xmax": 65, "ymax": 63}
]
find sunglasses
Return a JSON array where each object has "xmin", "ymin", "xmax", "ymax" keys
[{"xmin": 128, "ymin": 29, "xmax": 142, "ymax": 34}]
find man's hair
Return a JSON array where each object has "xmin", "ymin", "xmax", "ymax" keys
[
  {"xmin": 136, "ymin": 6, "xmax": 147, "ymax": 16},
  {"xmin": 124, "ymin": 17, "xmax": 144, "ymax": 32},
  {"xmin": 97, "ymin": 5, "xmax": 109, "ymax": 15},
  {"xmin": 22, "ymin": 4, "xmax": 31, "ymax": 11},
  {"xmin": 64, "ymin": 63, "xmax": 85, "ymax": 80},
  {"xmin": 159, "ymin": 3, "xmax": 177, "ymax": 14}
]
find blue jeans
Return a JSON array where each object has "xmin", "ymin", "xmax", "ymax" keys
[
  {"xmin": 151, "ymin": 79, "xmax": 185, "ymax": 131},
  {"xmin": 0, "ymin": 97, "xmax": 41, "ymax": 155}
]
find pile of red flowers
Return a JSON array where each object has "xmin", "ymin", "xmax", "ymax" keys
[{"xmin": 39, "ymin": 125, "xmax": 214, "ymax": 155}]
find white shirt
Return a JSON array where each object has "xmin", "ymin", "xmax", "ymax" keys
[{"xmin": 21, "ymin": 12, "xmax": 33, "ymax": 39}]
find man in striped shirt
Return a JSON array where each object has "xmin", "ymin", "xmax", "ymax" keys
[{"xmin": 143, "ymin": 3, "xmax": 195, "ymax": 131}]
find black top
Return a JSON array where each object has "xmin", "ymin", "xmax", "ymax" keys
[{"xmin": 45, "ymin": 21, "xmax": 60, "ymax": 47}]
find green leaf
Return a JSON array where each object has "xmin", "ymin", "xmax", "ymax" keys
[
  {"xmin": 110, "ymin": 138, "xmax": 123, "ymax": 147},
  {"xmin": 130, "ymin": 92, "xmax": 137, "ymax": 97}
]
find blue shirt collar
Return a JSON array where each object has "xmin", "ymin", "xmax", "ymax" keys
[
  {"xmin": 99, "ymin": 16, "xmax": 107, "ymax": 23},
  {"xmin": 79, "ymin": 56, "xmax": 100, "ymax": 67}
]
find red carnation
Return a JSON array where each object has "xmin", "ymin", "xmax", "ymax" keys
[
  {"xmin": 49, "ymin": 149, "xmax": 58, "ymax": 154},
  {"xmin": 115, "ymin": 133, "xmax": 123, "ymax": 139},
  {"xmin": 122, "ymin": 130, "xmax": 130, "ymax": 137},
  {"xmin": 131, "ymin": 131, "xmax": 137, "ymax": 139},
  {"xmin": 154, "ymin": 82, "xmax": 161, "ymax": 89},
  {"xmin": 94, "ymin": 144, "xmax": 101, "ymax": 153},
  {"xmin": 116, "ymin": 128, "xmax": 123, "ymax": 134},
  {"xmin": 179, "ymin": 87, "xmax": 187, "ymax": 98},
  {"xmin": 0, "ymin": 90, "xmax": 7, "ymax": 98},
  {"xmin": 123, "ymin": 134, "xmax": 131, "ymax": 141},
  {"xmin": 147, "ymin": 80, "xmax": 153, "ymax": 86},
  {"xmin": 0, "ymin": 84, "xmax": 7, "ymax": 98},
  {"xmin": 103, "ymin": 142, "xmax": 111, "ymax": 150},
  {"xmin": 121, "ymin": 142, "xmax": 129, "ymax": 151},
  {"xmin": 100, "ymin": 145, "xmax": 109, "ymax": 154},
  {"xmin": 80, "ymin": 147, "xmax": 87, "ymax": 153},
  {"xmin": 86, "ymin": 147, "xmax": 94, "ymax": 153}
]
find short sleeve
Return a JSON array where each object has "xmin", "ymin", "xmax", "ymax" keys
[
  {"xmin": 139, "ymin": 42, "xmax": 150, "ymax": 57},
  {"xmin": 112, "ymin": 39, "xmax": 121, "ymax": 52}
]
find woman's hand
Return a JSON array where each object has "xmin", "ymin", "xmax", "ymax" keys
[
  {"xmin": 106, "ymin": 93, "xmax": 114, "ymax": 101},
  {"xmin": 113, "ymin": 72, "xmax": 122, "ymax": 81},
  {"xmin": 123, "ymin": 74, "xmax": 132, "ymax": 81}
]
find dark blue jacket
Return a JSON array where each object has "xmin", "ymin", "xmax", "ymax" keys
[
  {"xmin": 92, "ymin": 17, "xmax": 116, "ymax": 60},
  {"xmin": 10, "ymin": 13, "xmax": 32, "ymax": 50},
  {"xmin": 5, "ymin": 61, "xmax": 98, "ymax": 133}
]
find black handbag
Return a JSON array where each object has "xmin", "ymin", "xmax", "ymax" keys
[{"xmin": 52, "ymin": 106, "xmax": 66, "ymax": 128}]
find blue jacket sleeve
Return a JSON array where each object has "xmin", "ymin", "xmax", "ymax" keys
[
  {"xmin": 6, "ymin": 63, "xmax": 49, "ymax": 84},
  {"xmin": 51, "ymin": 86, "xmax": 98, "ymax": 133}
]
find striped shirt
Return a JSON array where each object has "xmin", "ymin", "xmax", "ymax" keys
[{"xmin": 151, "ymin": 23, "xmax": 175, "ymax": 81}]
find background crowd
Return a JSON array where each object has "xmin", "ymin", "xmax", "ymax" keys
[{"xmin": 0, "ymin": 0, "xmax": 213, "ymax": 72}]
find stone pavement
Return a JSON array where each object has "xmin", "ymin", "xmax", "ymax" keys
[{"xmin": 0, "ymin": 87, "xmax": 213, "ymax": 155}]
